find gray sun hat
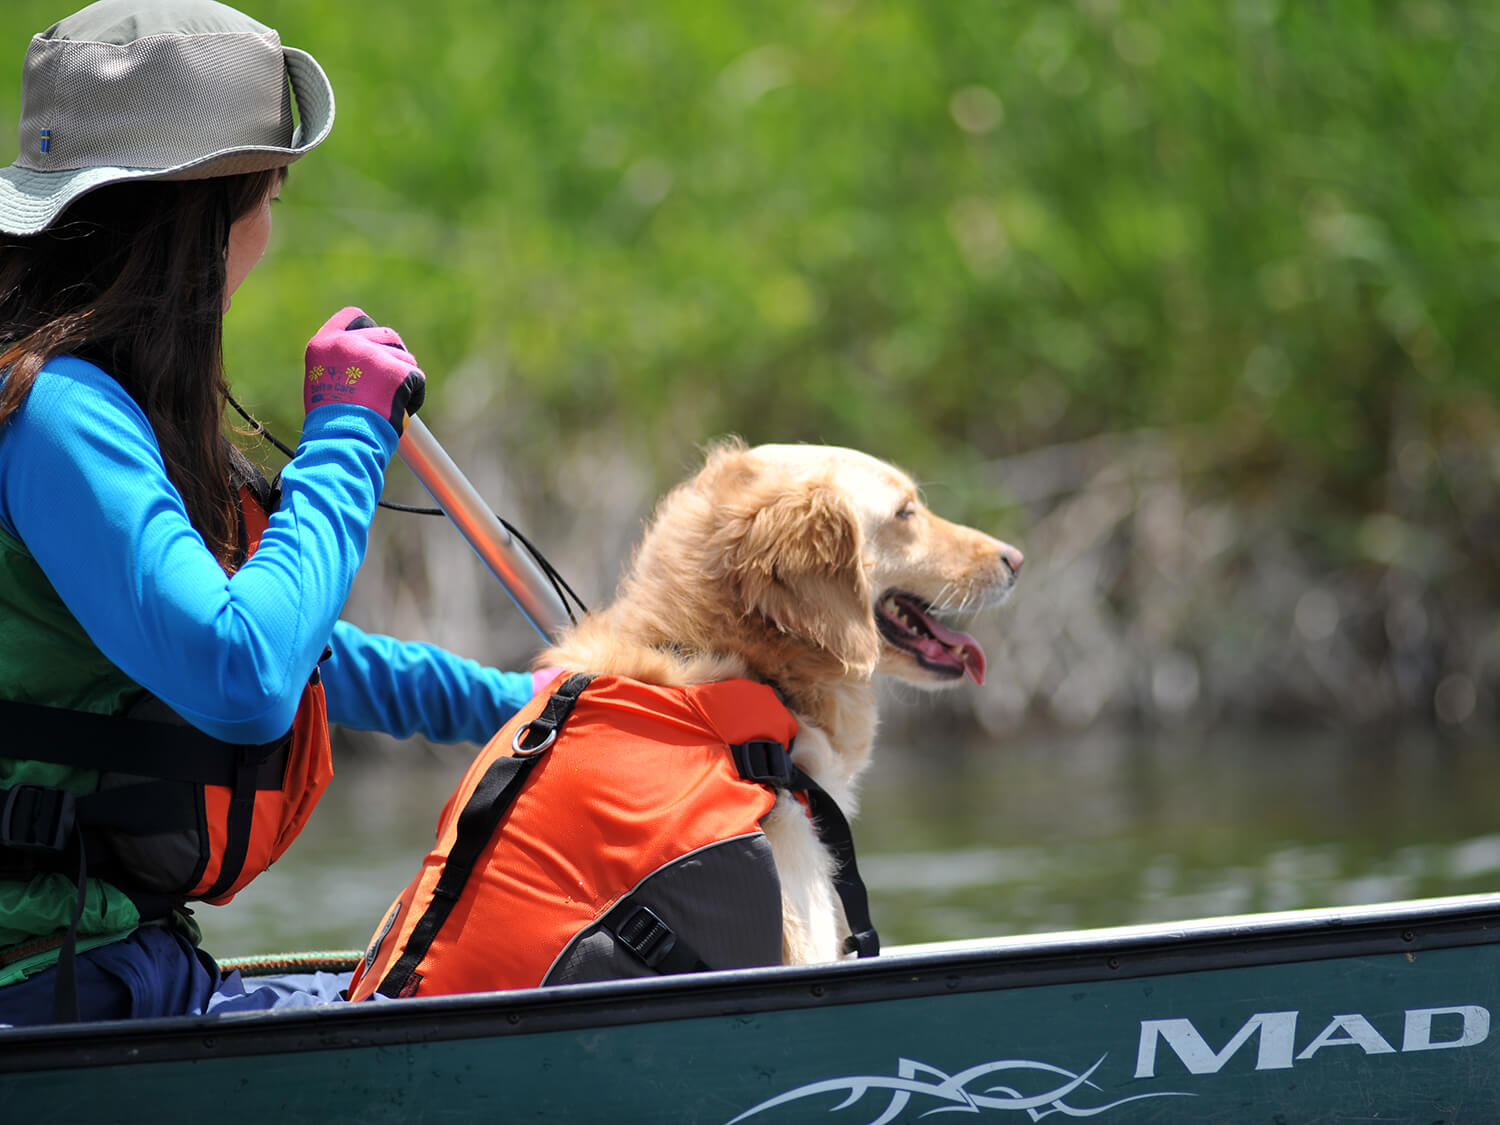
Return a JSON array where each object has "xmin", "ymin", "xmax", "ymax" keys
[{"xmin": 0, "ymin": 0, "xmax": 334, "ymax": 235}]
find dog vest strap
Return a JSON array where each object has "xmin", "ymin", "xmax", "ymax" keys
[
  {"xmin": 603, "ymin": 900, "xmax": 710, "ymax": 975},
  {"xmin": 376, "ymin": 673, "xmax": 596, "ymax": 999},
  {"xmin": 730, "ymin": 741, "xmax": 881, "ymax": 958},
  {"xmin": 730, "ymin": 739, "xmax": 796, "ymax": 787},
  {"xmin": 789, "ymin": 765, "xmax": 881, "ymax": 959},
  {"xmin": 511, "ymin": 672, "xmax": 593, "ymax": 754},
  {"xmin": 730, "ymin": 741, "xmax": 880, "ymax": 959}
]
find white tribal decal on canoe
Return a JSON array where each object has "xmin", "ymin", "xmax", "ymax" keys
[{"xmin": 724, "ymin": 1055, "xmax": 1193, "ymax": 1123}]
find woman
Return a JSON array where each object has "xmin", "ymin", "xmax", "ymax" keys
[{"xmin": 0, "ymin": 0, "xmax": 538, "ymax": 1025}]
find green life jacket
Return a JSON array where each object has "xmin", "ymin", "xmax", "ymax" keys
[{"xmin": 0, "ymin": 523, "xmax": 145, "ymax": 984}]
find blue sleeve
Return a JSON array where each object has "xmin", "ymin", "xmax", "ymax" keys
[
  {"xmin": 321, "ymin": 619, "xmax": 533, "ymax": 744},
  {"xmin": 0, "ymin": 357, "xmax": 397, "ymax": 744}
]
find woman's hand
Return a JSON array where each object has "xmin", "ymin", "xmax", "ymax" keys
[{"xmin": 304, "ymin": 307, "xmax": 426, "ymax": 434}]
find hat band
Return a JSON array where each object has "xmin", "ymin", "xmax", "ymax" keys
[{"xmin": 14, "ymin": 30, "xmax": 293, "ymax": 174}]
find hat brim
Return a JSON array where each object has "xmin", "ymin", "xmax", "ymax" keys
[{"xmin": 0, "ymin": 46, "xmax": 334, "ymax": 236}]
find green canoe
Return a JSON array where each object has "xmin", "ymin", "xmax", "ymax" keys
[{"xmin": 2, "ymin": 892, "xmax": 1497, "ymax": 1123}]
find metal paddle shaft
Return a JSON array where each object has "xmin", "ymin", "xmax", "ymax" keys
[{"xmin": 396, "ymin": 417, "xmax": 570, "ymax": 643}]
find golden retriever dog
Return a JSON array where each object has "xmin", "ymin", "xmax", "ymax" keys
[{"xmin": 535, "ymin": 439, "xmax": 1023, "ymax": 964}]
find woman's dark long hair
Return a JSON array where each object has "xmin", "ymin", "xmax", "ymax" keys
[{"xmin": 0, "ymin": 170, "xmax": 282, "ymax": 566}]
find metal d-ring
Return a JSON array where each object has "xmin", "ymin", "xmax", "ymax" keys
[{"xmin": 511, "ymin": 721, "xmax": 557, "ymax": 757}]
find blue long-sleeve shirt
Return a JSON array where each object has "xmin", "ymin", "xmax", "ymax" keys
[{"xmin": 0, "ymin": 356, "xmax": 531, "ymax": 746}]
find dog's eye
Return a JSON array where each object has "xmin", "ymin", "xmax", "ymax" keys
[{"xmin": 896, "ymin": 503, "xmax": 917, "ymax": 520}]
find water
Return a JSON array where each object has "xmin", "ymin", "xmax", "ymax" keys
[{"xmin": 196, "ymin": 726, "xmax": 1500, "ymax": 958}]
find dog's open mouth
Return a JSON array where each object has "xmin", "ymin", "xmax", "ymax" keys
[{"xmin": 875, "ymin": 591, "xmax": 987, "ymax": 685}]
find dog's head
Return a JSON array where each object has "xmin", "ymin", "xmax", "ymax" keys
[{"xmin": 681, "ymin": 440, "xmax": 1022, "ymax": 688}]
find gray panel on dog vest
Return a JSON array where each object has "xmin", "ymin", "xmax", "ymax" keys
[{"xmin": 544, "ymin": 833, "xmax": 782, "ymax": 985}]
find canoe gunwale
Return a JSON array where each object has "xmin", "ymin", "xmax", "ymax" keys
[{"xmin": 4, "ymin": 891, "xmax": 1499, "ymax": 1073}]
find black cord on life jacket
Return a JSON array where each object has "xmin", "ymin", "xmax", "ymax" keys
[{"xmin": 224, "ymin": 393, "xmax": 587, "ymax": 625}]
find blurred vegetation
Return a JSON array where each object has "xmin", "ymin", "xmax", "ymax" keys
[{"xmin": 2, "ymin": 0, "xmax": 1497, "ymax": 729}]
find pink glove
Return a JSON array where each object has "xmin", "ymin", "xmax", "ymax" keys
[{"xmin": 304, "ymin": 307, "xmax": 426, "ymax": 434}]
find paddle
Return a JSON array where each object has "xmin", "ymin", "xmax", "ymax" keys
[
  {"xmin": 395, "ymin": 416, "xmax": 571, "ymax": 643},
  {"xmin": 342, "ymin": 314, "xmax": 571, "ymax": 644}
]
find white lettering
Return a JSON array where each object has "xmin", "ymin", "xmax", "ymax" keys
[
  {"xmin": 1135, "ymin": 1012, "xmax": 1297, "ymax": 1078},
  {"xmin": 1402, "ymin": 1006, "xmax": 1490, "ymax": 1052},
  {"xmin": 1296, "ymin": 1014, "xmax": 1396, "ymax": 1060}
]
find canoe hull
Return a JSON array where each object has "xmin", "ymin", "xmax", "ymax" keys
[{"xmin": 5, "ymin": 894, "xmax": 1500, "ymax": 1123}]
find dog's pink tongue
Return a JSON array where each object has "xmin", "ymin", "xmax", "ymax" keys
[{"xmin": 920, "ymin": 617, "xmax": 987, "ymax": 686}]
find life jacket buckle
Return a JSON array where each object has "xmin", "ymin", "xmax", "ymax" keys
[
  {"xmin": 612, "ymin": 903, "xmax": 679, "ymax": 969},
  {"xmin": 731, "ymin": 739, "xmax": 794, "ymax": 787},
  {"xmin": 0, "ymin": 785, "xmax": 76, "ymax": 853}
]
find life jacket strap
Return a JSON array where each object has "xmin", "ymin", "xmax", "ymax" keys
[
  {"xmin": 791, "ymin": 766, "xmax": 880, "ymax": 958},
  {"xmin": 0, "ymin": 783, "xmax": 192, "ymax": 921},
  {"xmin": 0, "ymin": 785, "xmax": 87, "ymax": 1020},
  {"xmin": 730, "ymin": 739, "xmax": 796, "ymax": 787},
  {"xmin": 199, "ymin": 747, "xmax": 265, "ymax": 901},
  {"xmin": 729, "ymin": 740, "xmax": 882, "ymax": 960},
  {"xmin": 603, "ymin": 900, "xmax": 710, "ymax": 976},
  {"xmin": 0, "ymin": 784, "xmax": 75, "ymax": 854},
  {"xmin": 51, "ymin": 833, "xmax": 88, "ymax": 1024},
  {"xmin": 0, "ymin": 696, "xmax": 297, "ymax": 902},
  {"xmin": 0, "ymin": 698, "xmax": 291, "ymax": 788}
]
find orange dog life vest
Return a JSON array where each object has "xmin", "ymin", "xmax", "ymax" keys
[{"xmin": 350, "ymin": 673, "xmax": 878, "ymax": 1000}]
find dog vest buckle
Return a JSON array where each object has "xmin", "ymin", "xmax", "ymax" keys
[
  {"xmin": 613, "ymin": 904, "xmax": 679, "ymax": 969},
  {"xmin": 731, "ymin": 740, "xmax": 794, "ymax": 787}
]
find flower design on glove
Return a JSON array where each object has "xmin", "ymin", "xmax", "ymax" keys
[
  {"xmin": 344, "ymin": 366, "xmax": 363, "ymax": 386},
  {"xmin": 307, "ymin": 364, "xmax": 326, "ymax": 384}
]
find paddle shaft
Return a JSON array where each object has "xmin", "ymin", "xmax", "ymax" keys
[{"xmin": 396, "ymin": 417, "xmax": 569, "ymax": 643}]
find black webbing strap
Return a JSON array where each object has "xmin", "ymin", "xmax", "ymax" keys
[
  {"xmin": 603, "ymin": 900, "xmax": 710, "ymax": 975},
  {"xmin": 731, "ymin": 739, "xmax": 880, "ymax": 959},
  {"xmin": 200, "ymin": 747, "xmax": 264, "ymax": 901},
  {"xmin": 73, "ymin": 783, "xmax": 202, "ymax": 833},
  {"xmin": 0, "ymin": 784, "xmax": 86, "ymax": 1022},
  {"xmin": 0, "ymin": 699, "xmax": 291, "ymax": 789},
  {"xmin": 0, "ymin": 699, "xmax": 291, "ymax": 896},
  {"xmin": 50, "ymin": 833, "xmax": 87, "ymax": 1024},
  {"xmin": 0, "ymin": 783, "xmax": 203, "ymax": 881},
  {"xmin": 376, "ymin": 674, "xmax": 595, "ymax": 999},
  {"xmin": 0, "ymin": 785, "xmax": 75, "ymax": 855},
  {"xmin": 730, "ymin": 739, "xmax": 796, "ymax": 787},
  {"xmin": 789, "ymin": 765, "xmax": 880, "ymax": 958}
]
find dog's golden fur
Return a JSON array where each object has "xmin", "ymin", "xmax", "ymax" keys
[{"xmin": 538, "ymin": 439, "xmax": 1022, "ymax": 963}]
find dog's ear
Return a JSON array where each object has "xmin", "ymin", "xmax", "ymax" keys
[{"xmin": 713, "ymin": 472, "xmax": 880, "ymax": 675}]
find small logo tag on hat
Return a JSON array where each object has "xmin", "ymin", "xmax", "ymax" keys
[{"xmin": 39, "ymin": 128, "xmax": 51, "ymax": 155}]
